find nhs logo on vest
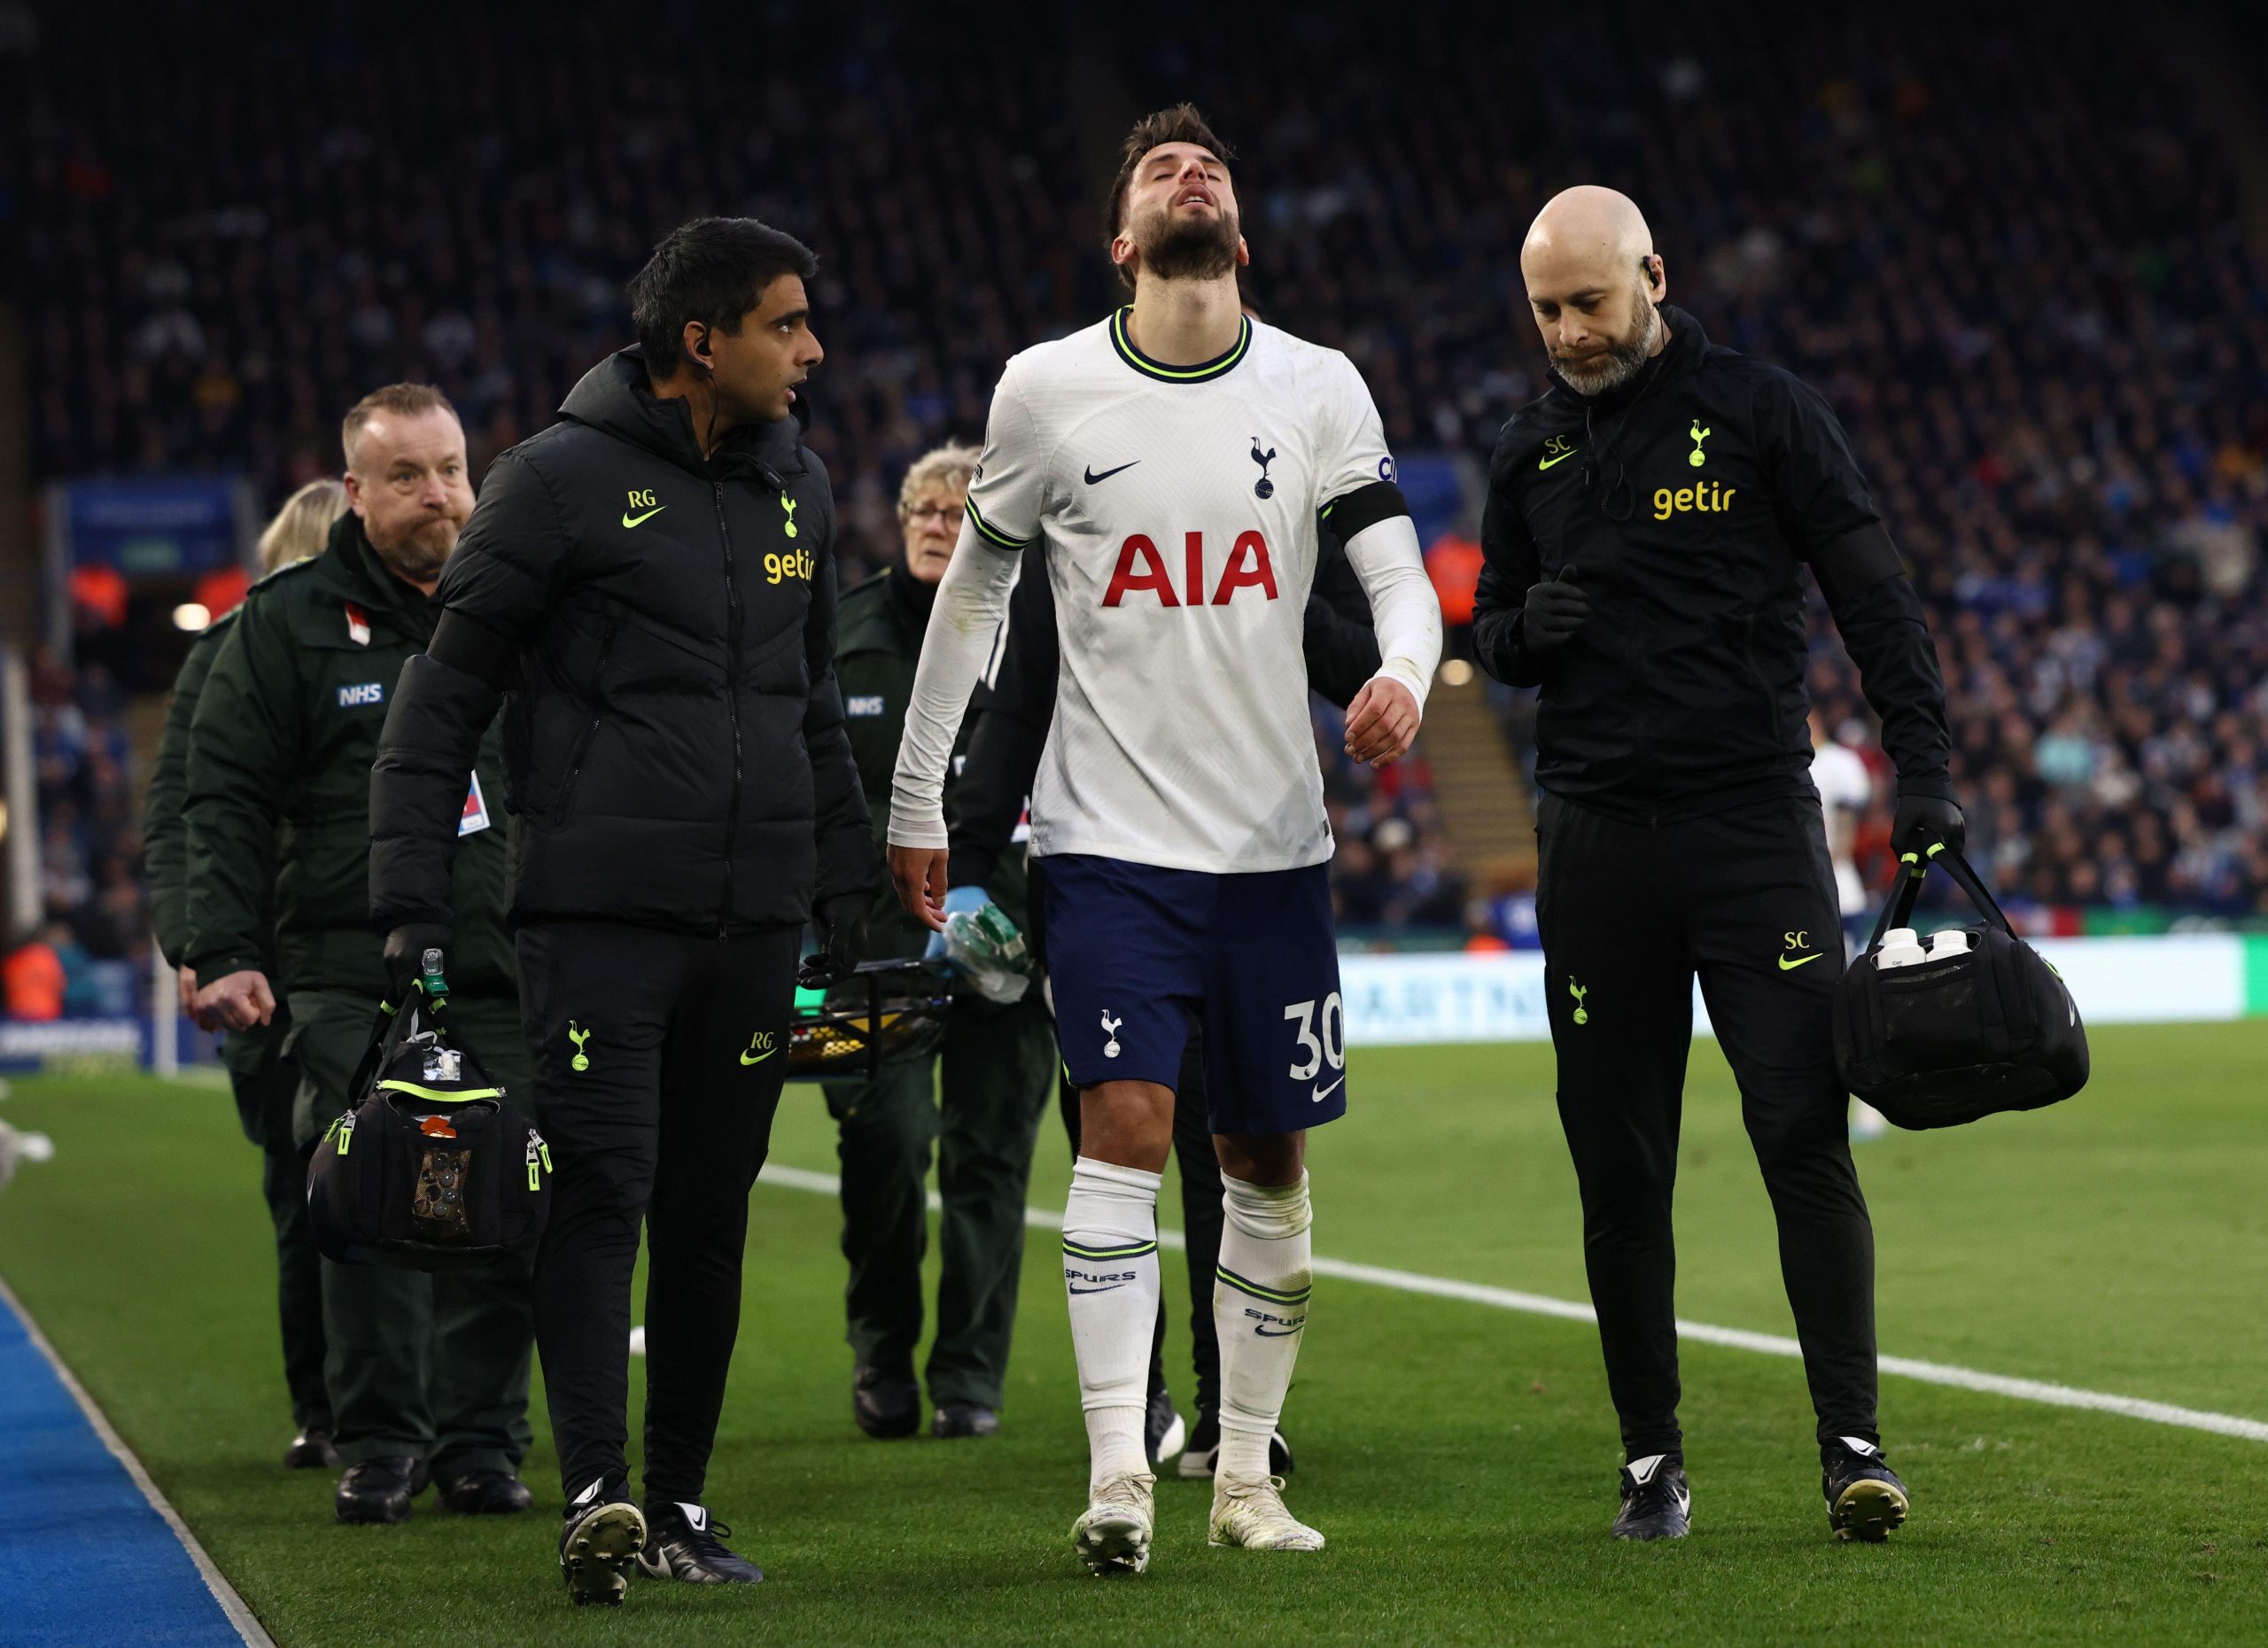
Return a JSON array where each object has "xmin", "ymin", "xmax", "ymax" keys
[{"xmin": 338, "ymin": 682, "xmax": 385, "ymax": 708}]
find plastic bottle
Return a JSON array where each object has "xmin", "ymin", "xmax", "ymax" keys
[
  {"xmin": 1874, "ymin": 927, "xmax": 1927, "ymax": 970},
  {"xmin": 941, "ymin": 903, "xmax": 1033, "ymax": 1004},
  {"xmin": 1926, "ymin": 929, "xmax": 1972, "ymax": 960}
]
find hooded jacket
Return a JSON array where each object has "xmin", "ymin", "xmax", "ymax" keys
[{"xmin": 369, "ymin": 348, "xmax": 872, "ymax": 938}]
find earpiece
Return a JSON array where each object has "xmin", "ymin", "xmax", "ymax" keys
[
  {"xmin": 1640, "ymin": 256, "xmax": 1659, "ymax": 293},
  {"xmin": 688, "ymin": 324, "xmax": 714, "ymax": 373}
]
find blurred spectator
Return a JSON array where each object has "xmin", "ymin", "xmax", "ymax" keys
[
  {"xmin": 1425, "ymin": 530, "xmax": 1482, "ymax": 660},
  {"xmin": 3, "ymin": 924, "xmax": 67, "ymax": 1020}
]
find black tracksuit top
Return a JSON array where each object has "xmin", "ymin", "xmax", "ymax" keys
[
  {"xmin": 370, "ymin": 347, "xmax": 872, "ymax": 937},
  {"xmin": 1473, "ymin": 306, "xmax": 1951, "ymax": 825}
]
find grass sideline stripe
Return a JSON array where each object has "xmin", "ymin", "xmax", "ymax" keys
[
  {"xmin": 0, "ymin": 1274, "xmax": 276, "ymax": 1647},
  {"xmin": 757, "ymin": 1162, "xmax": 2268, "ymax": 1445}
]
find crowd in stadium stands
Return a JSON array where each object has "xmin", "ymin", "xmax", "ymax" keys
[
  {"xmin": 16, "ymin": 3, "xmax": 2268, "ymax": 941},
  {"xmin": 2, "ymin": 655, "xmax": 146, "ymax": 1017}
]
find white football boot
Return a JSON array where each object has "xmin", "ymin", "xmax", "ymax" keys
[{"xmin": 1071, "ymin": 1472, "xmax": 1156, "ymax": 1575}]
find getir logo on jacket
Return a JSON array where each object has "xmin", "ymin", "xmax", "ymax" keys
[
  {"xmin": 765, "ymin": 545, "xmax": 814, "ymax": 586},
  {"xmin": 1652, "ymin": 479, "xmax": 1737, "ymax": 520},
  {"xmin": 1103, "ymin": 531, "xmax": 1278, "ymax": 608}
]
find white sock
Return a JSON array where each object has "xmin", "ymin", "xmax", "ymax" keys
[
  {"xmin": 1214, "ymin": 1171, "xmax": 1313, "ymax": 1481},
  {"xmin": 1062, "ymin": 1156, "xmax": 1162, "ymax": 1489}
]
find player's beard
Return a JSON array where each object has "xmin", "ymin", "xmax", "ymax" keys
[
  {"xmin": 1133, "ymin": 199, "xmax": 1241, "ymax": 284},
  {"xmin": 1550, "ymin": 283, "xmax": 1662, "ymax": 398}
]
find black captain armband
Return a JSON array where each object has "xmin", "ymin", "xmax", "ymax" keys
[
  {"xmin": 1808, "ymin": 522, "xmax": 1907, "ymax": 608},
  {"xmin": 425, "ymin": 609, "xmax": 517, "ymax": 693},
  {"xmin": 1319, "ymin": 479, "xmax": 1410, "ymax": 543}
]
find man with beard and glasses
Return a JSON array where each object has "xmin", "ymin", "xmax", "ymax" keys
[
  {"xmin": 186, "ymin": 385, "xmax": 535, "ymax": 1528},
  {"xmin": 1472, "ymin": 186, "xmax": 1959, "ymax": 1544},
  {"xmin": 887, "ymin": 105, "xmax": 1441, "ymax": 1574}
]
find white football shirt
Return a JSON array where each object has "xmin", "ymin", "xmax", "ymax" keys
[
  {"xmin": 1811, "ymin": 738, "xmax": 1874, "ymax": 915},
  {"xmin": 959, "ymin": 310, "xmax": 1403, "ymax": 874}
]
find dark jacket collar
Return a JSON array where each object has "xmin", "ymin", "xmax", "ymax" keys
[
  {"xmin": 884, "ymin": 557, "xmax": 938, "ymax": 640},
  {"xmin": 559, "ymin": 346, "xmax": 810, "ymax": 486},
  {"xmin": 1547, "ymin": 303, "xmax": 1708, "ymax": 412},
  {"xmin": 308, "ymin": 512, "xmax": 440, "ymax": 634}
]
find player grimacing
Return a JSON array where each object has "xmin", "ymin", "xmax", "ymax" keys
[{"xmin": 888, "ymin": 105, "xmax": 1441, "ymax": 1574}]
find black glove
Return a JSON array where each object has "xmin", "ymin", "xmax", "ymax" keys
[
  {"xmin": 1891, "ymin": 792, "xmax": 1966, "ymax": 859},
  {"xmin": 797, "ymin": 893, "xmax": 870, "ymax": 990},
  {"xmin": 382, "ymin": 922, "xmax": 452, "ymax": 1007},
  {"xmin": 1522, "ymin": 565, "xmax": 1590, "ymax": 654}
]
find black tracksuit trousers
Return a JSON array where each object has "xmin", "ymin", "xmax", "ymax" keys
[
  {"xmin": 1534, "ymin": 790, "xmax": 1877, "ymax": 1461},
  {"xmin": 516, "ymin": 920, "xmax": 799, "ymax": 1505}
]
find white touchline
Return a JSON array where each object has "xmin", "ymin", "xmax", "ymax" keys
[{"xmin": 757, "ymin": 1162, "xmax": 2268, "ymax": 1445}]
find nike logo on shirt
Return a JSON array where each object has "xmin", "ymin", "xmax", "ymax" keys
[
  {"xmin": 1311, "ymin": 1075, "xmax": 1346, "ymax": 1103},
  {"xmin": 1083, "ymin": 460, "xmax": 1140, "ymax": 485},
  {"xmin": 621, "ymin": 505, "xmax": 668, "ymax": 528},
  {"xmin": 1778, "ymin": 952, "xmax": 1823, "ymax": 971},
  {"xmin": 1537, "ymin": 448, "xmax": 1579, "ymax": 470}
]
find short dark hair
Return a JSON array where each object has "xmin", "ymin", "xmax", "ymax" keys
[
  {"xmin": 341, "ymin": 383, "xmax": 456, "ymax": 468},
  {"xmin": 628, "ymin": 217, "xmax": 819, "ymax": 379},
  {"xmin": 1104, "ymin": 103, "xmax": 1237, "ymax": 286}
]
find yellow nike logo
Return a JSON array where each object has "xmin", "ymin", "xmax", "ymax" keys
[
  {"xmin": 1538, "ymin": 448, "xmax": 1579, "ymax": 470},
  {"xmin": 738, "ymin": 1045, "xmax": 777, "ymax": 1067},
  {"xmin": 1778, "ymin": 952, "xmax": 1823, "ymax": 971},
  {"xmin": 621, "ymin": 505, "xmax": 667, "ymax": 529}
]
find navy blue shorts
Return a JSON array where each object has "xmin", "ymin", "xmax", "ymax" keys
[{"xmin": 1039, "ymin": 854, "xmax": 1348, "ymax": 1136}]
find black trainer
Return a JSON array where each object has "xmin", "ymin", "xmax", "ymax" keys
[
  {"xmin": 1145, "ymin": 1381, "xmax": 1184, "ymax": 1465},
  {"xmin": 638, "ymin": 1500, "xmax": 764, "ymax": 1584},
  {"xmin": 933, "ymin": 1402, "xmax": 999, "ymax": 1439},
  {"xmin": 559, "ymin": 1478, "xmax": 647, "ymax": 1607},
  {"xmin": 438, "ymin": 1470, "xmax": 533, "ymax": 1515},
  {"xmin": 1822, "ymin": 1436, "xmax": 1909, "ymax": 1543},
  {"xmin": 1174, "ymin": 1411, "xmax": 1295, "ymax": 1479},
  {"xmin": 284, "ymin": 1427, "xmax": 340, "ymax": 1471},
  {"xmin": 1612, "ymin": 1454, "xmax": 1690, "ymax": 1541},
  {"xmin": 335, "ymin": 1456, "xmax": 425, "ymax": 1525},
  {"xmin": 852, "ymin": 1363, "xmax": 920, "ymax": 1439}
]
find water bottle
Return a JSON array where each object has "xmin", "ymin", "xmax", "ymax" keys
[
  {"xmin": 942, "ymin": 903, "xmax": 1032, "ymax": 1004},
  {"xmin": 1875, "ymin": 927, "xmax": 1927, "ymax": 970},
  {"xmin": 1927, "ymin": 929, "xmax": 1972, "ymax": 960},
  {"xmin": 419, "ymin": 946, "xmax": 449, "ymax": 1007}
]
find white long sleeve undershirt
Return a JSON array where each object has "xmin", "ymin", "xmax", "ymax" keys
[{"xmin": 1341, "ymin": 512, "xmax": 1444, "ymax": 711}]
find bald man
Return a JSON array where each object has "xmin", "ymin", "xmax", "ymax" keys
[{"xmin": 1472, "ymin": 188, "xmax": 1958, "ymax": 1543}]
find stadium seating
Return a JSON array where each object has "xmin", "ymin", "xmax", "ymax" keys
[{"xmin": 18, "ymin": 2, "xmax": 2266, "ymax": 933}]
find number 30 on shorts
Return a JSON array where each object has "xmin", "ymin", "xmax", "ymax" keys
[{"xmin": 1284, "ymin": 992, "xmax": 1347, "ymax": 1081}]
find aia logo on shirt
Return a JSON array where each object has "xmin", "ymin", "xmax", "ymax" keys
[{"xmin": 1102, "ymin": 531, "xmax": 1278, "ymax": 609}]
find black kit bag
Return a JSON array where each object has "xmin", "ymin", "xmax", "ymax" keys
[
  {"xmin": 307, "ymin": 989, "xmax": 552, "ymax": 1270},
  {"xmin": 1832, "ymin": 843, "xmax": 2090, "ymax": 1130}
]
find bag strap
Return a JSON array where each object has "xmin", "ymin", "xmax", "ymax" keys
[
  {"xmin": 1933, "ymin": 846, "xmax": 2018, "ymax": 937},
  {"xmin": 1863, "ymin": 841, "xmax": 2017, "ymax": 952},
  {"xmin": 344, "ymin": 983, "xmax": 444, "ymax": 1110}
]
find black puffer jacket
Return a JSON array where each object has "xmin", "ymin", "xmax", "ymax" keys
[{"xmin": 370, "ymin": 348, "xmax": 872, "ymax": 937}]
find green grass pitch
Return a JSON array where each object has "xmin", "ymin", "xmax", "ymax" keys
[{"xmin": 3, "ymin": 1023, "xmax": 2265, "ymax": 1645}]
